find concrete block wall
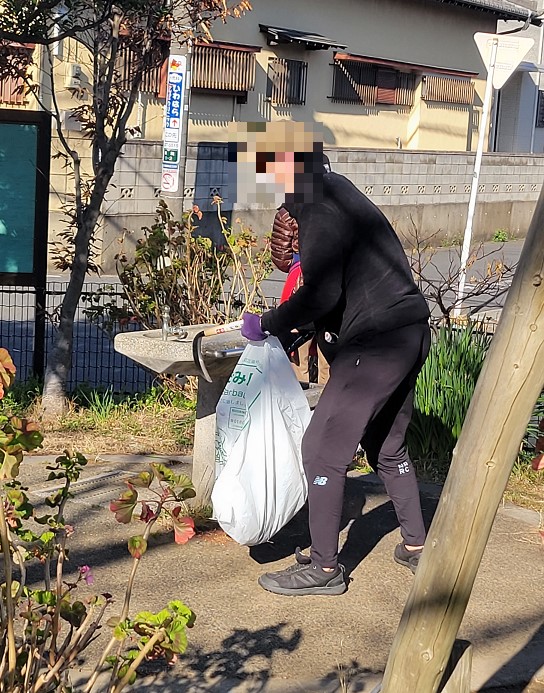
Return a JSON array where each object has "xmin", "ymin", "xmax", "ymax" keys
[{"xmin": 97, "ymin": 141, "xmax": 544, "ymax": 272}]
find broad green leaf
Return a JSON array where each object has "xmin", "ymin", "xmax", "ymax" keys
[
  {"xmin": 0, "ymin": 451, "xmax": 21, "ymax": 480},
  {"xmin": 165, "ymin": 621, "xmax": 188, "ymax": 654},
  {"xmin": 173, "ymin": 473, "xmax": 196, "ymax": 500},
  {"xmin": 60, "ymin": 600, "xmax": 87, "ymax": 628},
  {"xmin": 151, "ymin": 463, "xmax": 176, "ymax": 483},
  {"xmin": 127, "ymin": 471, "xmax": 152, "ymax": 488},
  {"xmin": 168, "ymin": 600, "xmax": 196, "ymax": 628},
  {"xmin": 31, "ymin": 590, "xmax": 56, "ymax": 606}
]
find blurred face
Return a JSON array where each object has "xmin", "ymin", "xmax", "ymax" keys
[{"xmin": 265, "ymin": 151, "xmax": 296, "ymax": 194}]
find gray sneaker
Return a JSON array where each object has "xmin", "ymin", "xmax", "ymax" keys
[
  {"xmin": 394, "ymin": 543, "xmax": 422, "ymax": 574},
  {"xmin": 259, "ymin": 550, "xmax": 347, "ymax": 596}
]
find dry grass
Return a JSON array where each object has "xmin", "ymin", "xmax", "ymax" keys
[
  {"xmin": 35, "ymin": 402, "xmax": 195, "ymax": 459},
  {"xmin": 505, "ymin": 468, "xmax": 544, "ymax": 516}
]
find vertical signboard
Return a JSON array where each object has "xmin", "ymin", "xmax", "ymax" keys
[
  {"xmin": 161, "ymin": 54, "xmax": 187, "ymax": 194},
  {"xmin": 0, "ymin": 110, "xmax": 50, "ymax": 286}
]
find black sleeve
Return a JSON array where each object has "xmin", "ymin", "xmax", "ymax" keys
[{"xmin": 261, "ymin": 205, "xmax": 345, "ymax": 336}]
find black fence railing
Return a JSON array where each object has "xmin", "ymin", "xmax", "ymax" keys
[
  {"xmin": 0, "ymin": 281, "xmax": 281, "ymax": 393},
  {"xmin": 1, "ymin": 282, "xmax": 152, "ymax": 393}
]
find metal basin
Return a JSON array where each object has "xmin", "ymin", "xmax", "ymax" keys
[{"xmin": 114, "ymin": 325, "xmax": 247, "ymax": 378}]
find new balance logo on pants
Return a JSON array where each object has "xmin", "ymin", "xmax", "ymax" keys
[{"xmin": 313, "ymin": 476, "xmax": 328, "ymax": 486}]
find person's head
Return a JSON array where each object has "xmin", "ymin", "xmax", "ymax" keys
[{"xmin": 228, "ymin": 121, "xmax": 325, "ymax": 205}]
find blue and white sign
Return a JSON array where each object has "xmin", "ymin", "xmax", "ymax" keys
[{"xmin": 161, "ymin": 54, "xmax": 187, "ymax": 193}]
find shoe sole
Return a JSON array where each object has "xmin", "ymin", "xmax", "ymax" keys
[
  {"xmin": 393, "ymin": 555, "xmax": 417, "ymax": 575},
  {"xmin": 258, "ymin": 576, "xmax": 347, "ymax": 596}
]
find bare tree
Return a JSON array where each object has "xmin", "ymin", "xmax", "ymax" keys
[
  {"xmin": 405, "ymin": 218, "xmax": 516, "ymax": 327},
  {"xmin": 0, "ymin": 0, "xmax": 251, "ymax": 418}
]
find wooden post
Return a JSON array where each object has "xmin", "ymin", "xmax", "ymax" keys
[
  {"xmin": 440, "ymin": 641, "xmax": 472, "ymax": 693},
  {"xmin": 380, "ymin": 191, "xmax": 544, "ymax": 692}
]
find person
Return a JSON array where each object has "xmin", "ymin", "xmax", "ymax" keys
[
  {"xmin": 238, "ymin": 125, "xmax": 430, "ymax": 597},
  {"xmin": 271, "ymin": 207, "xmax": 329, "ymax": 385}
]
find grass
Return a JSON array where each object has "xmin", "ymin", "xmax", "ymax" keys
[
  {"xmin": 3, "ymin": 380, "xmax": 542, "ymax": 514},
  {"xmin": 13, "ymin": 384, "xmax": 197, "ymax": 459},
  {"xmin": 505, "ymin": 458, "xmax": 544, "ymax": 515}
]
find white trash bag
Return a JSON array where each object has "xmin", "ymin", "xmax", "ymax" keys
[{"xmin": 212, "ymin": 336, "xmax": 312, "ymax": 546}]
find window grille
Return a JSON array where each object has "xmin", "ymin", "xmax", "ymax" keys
[
  {"xmin": 331, "ymin": 57, "xmax": 415, "ymax": 107},
  {"xmin": 536, "ymin": 90, "xmax": 544, "ymax": 128},
  {"xmin": 266, "ymin": 58, "xmax": 308, "ymax": 106},
  {"xmin": 0, "ymin": 44, "xmax": 33, "ymax": 106},
  {"xmin": 116, "ymin": 41, "xmax": 169, "ymax": 97},
  {"xmin": 192, "ymin": 42, "xmax": 258, "ymax": 93},
  {"xmin": 421, "ymin": 74, "xmax": 474, "ymax": 105},
  {"xmin": 0, "ymin": 73, "xmax": 25, "ymax": 105}
]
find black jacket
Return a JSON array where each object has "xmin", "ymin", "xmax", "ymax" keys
[{"xmin": 261, "ymin": 172, "xmax": 429, "ymax": 350}]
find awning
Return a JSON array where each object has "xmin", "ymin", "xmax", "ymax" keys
[
  {"xmin": 435, "ymin": 1, "xmax": 541, "ymax": 26},
  {"xmin": 333, "ymin": 52, "xmax": 478, "ymax": 78},
  {"xmin": 518, "ymin": 60, "xmax": 544, "ymax": 72},
  {"xmin": 259, "ymin": 24, "xmax": 347, "ymax": 51}
]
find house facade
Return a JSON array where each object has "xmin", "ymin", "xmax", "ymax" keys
[
  {"xmin": 493, "ymin": 0, "xmax": 544, "ymax": 152},
  {"xmin": 185, "ymin": 0, "xmax": 523, "ymax": 152},
  {"xmin": 0, "ymin": 0, "xmax": 541, "ymax": 272}
]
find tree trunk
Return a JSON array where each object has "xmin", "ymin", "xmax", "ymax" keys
[
  {"xmin": 380, "ymin": 191, "xmax": 544, "ymax": 691},
  {"xmin": 40, "ymin": 163, "xmax": 115, "ymax": 420}
]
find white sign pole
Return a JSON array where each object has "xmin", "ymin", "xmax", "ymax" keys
[
  {"xmin": 454, "ymin": 32, "xmax": 534, "ymax": 317},
  {"xmin": 454, "ymin": 38, "xmax": 498, "ymax": 318}
]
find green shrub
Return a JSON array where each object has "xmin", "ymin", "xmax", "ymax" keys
[
  {"xmin": 407, "ymin": 324, "xmax": 491, "ymax": 478},
  {"xmin": 492, "ymin": 229, "xmax": 509, "ymax": 243}
]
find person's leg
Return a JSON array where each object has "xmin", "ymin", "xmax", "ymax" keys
[
  {"xmin": 317, "ymin": 345, "xmax": 330, "ymax": 385},
  {"xmin": 258, "ymin": 323, "xmax": 429, "ymax": 595},
  {"xmin": 303, "ymin": 324, "xmax": 429, "ymax": 566},
  {"xmin": 362, "ymin": 323, "xmax": 430, "ymax": 570}
]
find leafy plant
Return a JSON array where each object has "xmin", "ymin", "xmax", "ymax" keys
[
  {"xmin": 107, "ymin": 200, "xmax": 272, "ymax": 333},
  {"xmin": 80, "ymin": 387, "xmax": 117, "ymax": 422},
  {"xmin": 407, "ymin": 324, "xmax": 491, "ymax": 478},
  {"xmin": 492, "ymin": 229, "xmax": 509, "ymax": 243},
  {"xmin": 0, "ymin": 348, "xmax": 197, "ymax": 691},
  {"xmin": 528, "ymin": 392, "xmax": 544, "ymax": 473}
]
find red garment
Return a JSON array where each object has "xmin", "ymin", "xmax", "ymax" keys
[{"xmin": 280, "ymin": 261, "xmax": 302, "ymax": 304}]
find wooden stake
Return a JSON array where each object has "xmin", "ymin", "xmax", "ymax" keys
[{"xmin": 380, "ymin": 190, "xmax": 544, "ymax": 692}]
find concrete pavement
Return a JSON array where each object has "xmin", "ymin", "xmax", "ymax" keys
[{"xmin": 20, "ymin": 453, "xmax": 544, "ymax": 693}]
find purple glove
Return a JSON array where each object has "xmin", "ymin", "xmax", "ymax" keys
[{"xmin": 241, "ymin": 312, "xmax": 268, "ymax": 341}]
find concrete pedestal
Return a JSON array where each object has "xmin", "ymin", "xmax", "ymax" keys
[{"xmin": 191, "ymin": 375, "xmax": 230, "ymax": 507}]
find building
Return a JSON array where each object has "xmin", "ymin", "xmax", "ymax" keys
[
  {"xmin": 493, "ymin": 0, "xmax": 544, "ymax": 152},
  {"xmin": 0, "ymin": 0, "xmax": 541, "ymax": 272}
]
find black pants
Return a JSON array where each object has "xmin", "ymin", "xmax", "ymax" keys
[{"xmin": 302, "ymin": 321, "xmax": 430, "ymax": 568}]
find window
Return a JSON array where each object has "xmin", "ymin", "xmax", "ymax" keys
[
  {"xmin": 422, "ymin": 74, "xmax": 475, "ymax": 105},
  {"xmin": 331, "ymin": 56, "xmax": 415, "ymax": 107},
  {"xmin": 536, "ymin": 90, "xmax": 544, "ymax": 128},
  {"xmin": 266, "ymin": 58, "xmax": 308, "ymax": 106},
  {"xmin": 0, "ymin": 43, "xmax": 34, "ymax": 106},
  {"xmin": 192, "ymin": 42, "xmax": 259, "ymax": 94},
  {"xmin": 0, "ymin": 73, "xmax": 25, "ymax": 106},
  {"xmin": 116, "ymin": 40, "xmax": 170, "ymax": 97}
]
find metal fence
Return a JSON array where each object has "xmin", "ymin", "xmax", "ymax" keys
[
  {"xmin": 0, "ymin": 280, "xmax": 281, "ymax": 393},
  {"xmin": 0, "ymin": 282, "xmax": 152, "ymax": 393}
]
